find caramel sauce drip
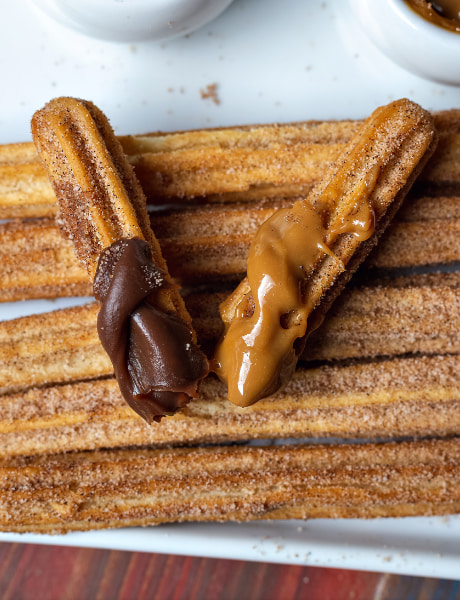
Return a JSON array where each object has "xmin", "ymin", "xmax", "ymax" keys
[
  {"xmin": 214, "ymin": 200, "xmax": 374, "ymax": 408},
  {"xmin": 214, "ymin": 100, "xmax": 423, "ymax": 408}
]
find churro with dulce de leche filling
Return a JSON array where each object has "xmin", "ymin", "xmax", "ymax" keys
[
  {"xmin": 31, "ymin": 98, "xmax": 209, "ymax": 423},
  {"xmin": 214, "ymin": 99, "xmax": 437, "ymax": 407}
]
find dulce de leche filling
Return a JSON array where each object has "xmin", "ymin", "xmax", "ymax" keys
[
  {"xmin": 213, "ymin": 197, "xmax": 375, "ymax": 408},
  {"xmin": 94, "ymin": 238, "xmax": 209, "ymax": 423},
  {"xmin": 213, "ymin": 98, "xmax": 435, "ymax": 408}
]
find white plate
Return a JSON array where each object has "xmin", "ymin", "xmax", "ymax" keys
[
  {"xmin": 1, "ymin": 517, "xmax": 460, "ymax": 579},
  {"xmin": 1, "ymin": 0, "xmax": 460, "ymax": 578}
]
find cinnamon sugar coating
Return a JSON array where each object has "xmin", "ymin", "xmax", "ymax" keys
[
  {"xmin": 1, "ymin": 110, "xmax": 460, "ymax": 218},
  {"xmin": 0, "ymin": 194, "xmax": 458, "ymax": 301},
  {"xmin": 215, "ymin": 99, "xmax": 437, "ymax": 406},
  {"xmin": 1, "ymin": 438, "xmax": 460, "ymax": 533},
  {"xmin": 0, "ymin": 104, "xmax": 458, "ymax": 530},
  {"xmin": 0, "ymin": 273, "xmax": 458, "ymax": 396},
  {"xmin": 0, "ymin": 354, "xmax": 459, "ymax": 458}
]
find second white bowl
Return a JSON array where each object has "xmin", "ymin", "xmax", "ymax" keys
[{"xmin": 350, "ymin": 0, "xmax": 460, "ymax": 85}]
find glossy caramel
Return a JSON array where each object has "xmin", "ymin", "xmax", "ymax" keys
[{"xmin": 214, "ymin": 99, "xmax": 436, "ymax": 407}]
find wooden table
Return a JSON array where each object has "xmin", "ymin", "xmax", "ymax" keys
[{"xmin": 0, "ymin": 544, "xmax": 458, "ymax": 599}]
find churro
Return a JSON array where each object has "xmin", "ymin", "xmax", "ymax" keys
[
  {"xmin": 1, "ymin": 110, "xmax": 460, "ymax": 219},
  {"xmin": 1, "ymin": 437, "xmax": 460, "ymax": 533},
  {"xmin": 0, "ymin": 194, "xmax": 458, "ymax": 302},
  {"xmin": 1, "ymin": 354, "xmax": 460, "ymax": 457},
  {"xmin": 215, "ymin": 99, "xmax": 437, "ymax": 407},
  {"xmin": 32, "ymin": 98, "xmax": 208, "ymax": 422},
  {"xmin": 0, "ymin": 101, "xmax": 458, "ymax": 533},
  {"xmin": 0, "ymin": 272, "xmax": 458, "ymax": 395}
]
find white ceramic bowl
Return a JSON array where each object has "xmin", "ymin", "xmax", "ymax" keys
[
  {"xmin": 29, "ymin": 0, "xmax": 235, "ymax": 43},
  {"xmin": 350, "ymin": 0, "xmax": 460, "ymax": 85}
]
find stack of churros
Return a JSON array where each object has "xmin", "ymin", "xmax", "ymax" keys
[{"xmin": 0, "ymin": 97, "xmax": 459, "ymax": 534}]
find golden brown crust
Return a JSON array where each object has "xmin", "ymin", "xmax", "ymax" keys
[
  {"xmin": 1, "ymin": 354, "xmax": 460, "ymax": 457},
  {"xmin": 1, "ymin": 437, "xmax": 460, "ymax": 533},
  {"xmin": 0, "ymin": 218, "xmax": 91, "ymax": 301},
  {"xmin": 0, "ymin": 193, "xmax": 458, "ymax": 301},
  {"xmin": 1, "ymin": 110, "xmax": 460, "ymax": 219},
  {"xmin": 295, "ymin": 101, "xmax": 439, "ymax": 335},
  {"xmin": 31, "ymin": 97, "xmax": 192, "ymax": 327},
  {"xmin": 30, "ymin": 98, "xmax": 214, "ymax": 426},
  {"xmin": 0, "ymin": 142, "xmax": 57, "ymax": 218},
  {"xmin": 304, "ymin": 271, "xmax": 460, "ymax": 361},
  {"xmin": 0, "ymin": 105, "xmax": 458, "ymax": 530},
  {"xmin": 31, "ymin": 99, "xmax": 155, "ymax": 278},
  {"xmin": 215, "ymin": 100, "xmax": 438, "ymax": 405},
  {"xmin": 0, "ymin": 271, "xmax": 459, "ymax": 458},
  {"xmin": 0, "ymin": 303, "xmax": 110, "ymax": 395},
  {"xmin": 0, "ymin": 272, "xmax": 459, "ymax": 396}
]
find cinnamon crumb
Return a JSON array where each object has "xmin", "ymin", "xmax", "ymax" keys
[{"xmin": 200, "ymin": 83, "xmax": 220, "ymax": 105}]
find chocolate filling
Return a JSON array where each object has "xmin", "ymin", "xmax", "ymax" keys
[{"xmin": 94, "ymin": 238, "xmax": 208, "ymax": 423}]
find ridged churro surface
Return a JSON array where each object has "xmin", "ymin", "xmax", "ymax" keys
[
  {"xmin": 31, "ymin": 97, "xmax": 209, "ymax": 423},
  {"xmin": 1, "ymin": 354, "xmax": 460, "ymax": 457},
  {"xmin": 0, "ymin": 273, "xmax": 458, "ymax": 396},
  {"xmin": 32, "ymin": 99, "xmax": 168, "ymax": 280},
  {"xmin": 215, "ymin": 99, "xmax": 437, "ymax": 406},
  {"xmin": 0, "ymin": 104, "xmax": 459, "ymax": 532},
  {"xmin": 1, "ymin": 110, "xmax": 460, "ymax": 218},
  {"xmin": 0, "ymin": 194, "xmax": 458, "ymax": 302},
  {"xmin": 1, "ymin": 438, "xmax": 460, "ymax": 533}
]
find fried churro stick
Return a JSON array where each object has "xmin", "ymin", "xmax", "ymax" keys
[
  {"xmin": 215, "ymin": 99, "xmax": 438, "ymax": 407},
  {"xmin": 0, "ymin": 272, "xmax": 459, "ymax": 396},
  {"xmin": 31, "ymin": 98, "xmax": 208, "ymax": 423},
  {"xmin": 1, "ymin": 110, "xmax": 460, "ymax": 218},
  {"xmin": 0, "ymin": 193, "xmax": 459, "ymax": 302},
  {"xmin": 1, "ymin": 354, "xmax": 460, "ymax": 458},
  {"xmin": 1, "ymin": 437, "xmax": 460, "ymax": 533}
]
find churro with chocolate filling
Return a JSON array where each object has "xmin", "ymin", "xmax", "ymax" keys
[
  {"xmin": 31, "ymin": 97, "xmax": 208, "ymax": 423},
  {"xmin": 214, "ymin": 99, "xmax": 437, "ymax": 407}
]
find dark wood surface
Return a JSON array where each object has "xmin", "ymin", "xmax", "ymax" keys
[{"xmin": 0, "ymin": 544, "xmax": 459, "ymax": 600}]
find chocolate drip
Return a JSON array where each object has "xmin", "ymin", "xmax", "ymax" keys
[{"xmin": 94, "ymin": 238, "xmax": 208, "ymax": 423}]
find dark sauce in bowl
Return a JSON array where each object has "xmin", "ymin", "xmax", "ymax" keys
[{"xmin": 405, "ymin": 0, "xmax": 460, "ymax": 32}]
